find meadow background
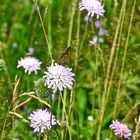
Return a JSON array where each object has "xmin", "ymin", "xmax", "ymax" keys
[{"xmin": 0, "ymin": 0, "xmax": 140, "ymax": 139}]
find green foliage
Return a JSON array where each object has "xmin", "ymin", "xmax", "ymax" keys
[{"xmin": 0, "ymin": 0, "xmax": 140, "ymax": 139}]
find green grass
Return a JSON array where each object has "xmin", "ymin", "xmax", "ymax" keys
[{"xmin": 0, "ymin": 0, "xmax": 140, "ymax": 139}]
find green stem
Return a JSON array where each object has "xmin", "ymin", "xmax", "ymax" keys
[
  {"xmin": 108, "ymin": 2, "xmax": 126, "ymax": 138},
  {"xmin": 123, "ymin": 102, "xmax": 140, "ymax": 122},
  {"xmin": 67, "ymin": 0, "xmax": 77, "ymax": 47},
  {"xmin": 79, "ymin": 22, "xmax": 88, "ymax": 51},
  {"xmin": 33, "ymin": 0, "xmax": 53, "ymax": 62},
  {"xmin": 0, "ymin": 100, "xmax": 13, "ymax": 140},
  {"xmin": 113, "ymin": 0, "xmax": 136, "ymax": 118},
  {"xmin": 47, "ymin": 2, "xmax": 53, "ymax": 50},
  {"xmin": 96, "ymin": 1, "xmax": 125, "ymax": 139},
  {"xmin": 60, "ymin": 90, "xmax": 72, "ymax": 140},
  {"xmin": 105, "ymin": 0, "xmax": 126, "ymax": 115},
  {"xmin": 114, "ymin": 0, "xmax": 118, "ymax": 15},
  {"xmin": 74, "ymin": 10, "xmax": 80, "ymax": 71},
  {"xmin": 67, "ymin": 0, "xmax": 78, "ymax": 139}
]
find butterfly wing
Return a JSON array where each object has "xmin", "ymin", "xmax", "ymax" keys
[
  {"xmin": 57, "ymin": 47, "xmax": 71, "ymax": 66},
  {"xmin": 38, "ymin": 47, "xmax": 71, "ymax": 98}
]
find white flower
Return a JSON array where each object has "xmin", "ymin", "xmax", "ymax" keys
[
  {"xmin": 87, "ymin": 115, "xmax": 93, "ymax": 121},
  {"xmin": 79, "ymin": 0, "xmax": 105, "ymax": 19},
  {"xmin": 43, "ymin": 63, "xmax": 75, "ymax": 93},
  {"xmin": 17, "ymin": 56, "xmax": 42, "ymax": 75},
  {"xmin": 28, "ymin": 109, "xmax": 57, "ymax": 133}
]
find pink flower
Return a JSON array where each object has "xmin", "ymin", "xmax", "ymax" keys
[
  {"xmin": 17, "ymin": 56, "xmax": 42, "ymax": 75},
  {"xmin": 79, "ymin": 0, "xmax": 105, "ymax": 19},
  {"xmin": 109, "ymin": 120, "xmax": 132, "ymax": 139},
  {"xmin": 43, "ymin": 63, "xmax": 75, "ymax": 93},
  {"xmin": 28, "ymin": 109, "xmax": 57, "ymax": 133}
]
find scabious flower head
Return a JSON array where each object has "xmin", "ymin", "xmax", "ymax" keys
[
  {"xmin": 79, "ymin": 0, "xmax": 105, "ymax": 19},
  {"xmin": 34, "ymin": 78, "xmax": 50, "ymax": 98},
  {"xmin": 28, "ymin": 108, "xmax": 57, "ymax": 133},
  {"xmin": 17, "ymin": 56, "xmax": 42, "ymax": 75},
  {"xmin": 43, "ymin": 63, "xmax": 75, "ymax": 93},
  {"xmin": 109, "ymin": 120, "xmax": 132, "ymax": 139}
]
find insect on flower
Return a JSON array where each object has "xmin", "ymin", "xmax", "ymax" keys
[
  {"xmin": 43, "ymin": 47, "xmax": 75, "ymax": 94},
  {"xmin": 57, "ymin": 46, "xmax": 71, "ymax": 66}
]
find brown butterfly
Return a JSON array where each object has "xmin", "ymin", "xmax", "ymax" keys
[{"xmin": 57, "ymin": 46, "xmax": 71, "ymax": 66}]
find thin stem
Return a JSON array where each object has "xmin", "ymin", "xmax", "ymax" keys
[
  {"xmin": 67, "ymin": 0, "xmax": 77, "ymax": 139},
  {"xmin": 67, "ymin": 0, "xmax": 77, "ymax": 47},
  {"xmin": 47, "ymin": 2, "xmax": 53, "ymax": 49},
  {"xmin": 108, "ymin": 2, "xmax": 126, "ymax": 138},
  {"xmin": 105, "ymin": 0, "xmax": 126, "ymax": 112},
  {"xmin": 96, "ymin": 1, "xmax": 125, "ymax": 139},
  {"xmin": 28, "ymin": 15, "xmax": 38, "ymax": 49},
  {"xmin": 60, "ymin": 91, "xmax": 71, "ymax": 140},
  {"xmin": 79, "ymin": 22, "xmax": 89, "ymax": 51},
  {"xmin": 1, "ymin": 75, "xmax": 20, "ymax": 140},
  {"xmin": 33, "ymin": 0, "xmax": 53, "ymax": 62},
  {"xmin": 12, "ymin": 77, "xmax": 20, "ymax": 128},
  {"xmin": 122, "ymin": 102, "xmax": 140, "ymax": 122},
  {"xmin": 113, "ymin": 0, "xmax": 136, "ymax": 118},
  {"xmin": 74, "ymin": 10, "xmax": 80, "ymax": 71},
  {"xmin": 133, "ymin": 116, "xmax": 140, "ymax": 140},
  {"xmin": 72, "ymin": 7, "xmax": 81, "ymax": 138},
  {"xmin": 114, "ymin": 0, "xmax": 118, "ymax": 15},
  {"xmin": 1, "ymin": 99, "xmax": 13, "ymax": 140}
]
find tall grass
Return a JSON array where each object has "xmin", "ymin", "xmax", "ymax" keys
[{"xmin": 0, "ymin": 0, "xmax": 140, "ymax": 139}]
